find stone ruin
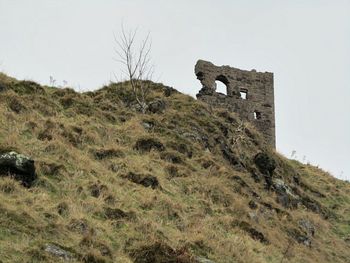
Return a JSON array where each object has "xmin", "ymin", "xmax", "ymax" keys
[{"xmin": 195, "ymin": 60, "xmax": 276, "ymax": 148}]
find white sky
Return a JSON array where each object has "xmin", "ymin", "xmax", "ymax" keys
[{"xmin": 0, "ymin": 0, "xmax": 349, "ymax": 180}]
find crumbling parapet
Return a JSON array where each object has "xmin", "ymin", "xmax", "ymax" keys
[{"xmin": 195, "ymin": 60, "xmax": 276, "ymax": 148}]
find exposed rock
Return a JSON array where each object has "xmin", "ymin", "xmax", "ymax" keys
[
  {"xmin": 248, "ymin": 200, "xmax": 258, "ymax": 209},
  {"xmin": 287, "ymin": 228, "xmax": 312, "ymax": 247},
  {"xmin": 104, "ymin": 207, "xmax": 127, "ymax": 220},
  {"xmin": 44, "ymin": 244, "xmax": 73, "ymax": 261},
  {"xmin": 195, "ymin": 256, "xmax": 216, "ymax": 263},
  {"xmin": 181, "ymin": 132, "xmax": 202, "ymax": 142},
  {"xmin": 231, "ymin": 175, "xmax": 249, "ymax": 188},
  {"xmin": 68, "ymin": 219, "xmax": 89, "ymax": 234},
  {"xmin": 298, "ymin": 219, "xmax": 315, "ymax": 237},
  {"xmin": 133, "ymin": 100, "xmax": 149, "ymax": 113},
  {"xmin": 89, "ymin": 182, "xmax": 108, "ymax": 198},
  {"xmin": 248, "ymin": 212, "xmax": 259, "ymax": 223},
  {"xmin": 104, "ymin": 194, "xmax": 116, "ymax": 205},
  {"xmin": 8, "ymin": 97, "xmax": 26, "ymax": 113},
  {"xmin": 37, "ymin": 119, "xmax": 57, "ymax": 141},
  {"xmin": 108, "ymin": 163, "xmax": 122, "ymax": 173},
  {"xmin": 272, "ymin": 178, "xmax": 330, "ymax": 218},
  {"xmin": 168, "ymin": 142, "xmax": 193, "ymax": 158},
  {"xmin": 232, "ymin": 220, "xmax": 269, "ymax": 244},
  {"xmin": 0, "ymin": 82, "xmax": 7, "ymax": 92},
  {"xmin": 57, "ymin": 202, "xmax": 69, "ymax": 216},
  {"xmin": 220, "ymin": 143, "xmax": 239, "ymax": 166},
  {"xmin": 200, "ymin": 158, "xmax": 217, "ymax": 170},
  {"xmin": 161, "ymin": 151, "xmax": 184, "ymax": 164},
  {"xmin": 96, "ymin": 243, "xmax": 112, "ymax": 258},
  {"xmin": 37, "ymin": 129, "xmax": 53, "ymax": 141},
  {"xmin": 141, "ymin": 121, "xmax": 154, "ymax": 130},
  {"xmin": 260, "ymin": 201, "xmax": 292, "ymax": 220},
  {"xmin": 0, "ymin": 151, "xmax": 36, "ymax": 186},
  {"xmin": 344, "ymin": 235, "xmax": 350, "ymax": 244},
  {"xmin": 134, "ymin": 138, "xmax": 165, "ymax": 153},
  {"xmin": 148, "ymin": 99, "xmax": 166, "ymax": 113},
  {"xmin": 59, "ymin": 95, "xmax": 75, "ymax": 108},
  {"xmin": 124, "ymin": 172, "xmax": 160, "ymax": 189},
  {"xmin": 165, "ymin": 165, "xmax": 179, "ymax": 178},
  {"xmin": 254, "ymin": 152, "xmax": 276, "ymax": 189},
  {"xmin": 216, "ymin": 110, "xmax": 238, "ymax": 124},
  {"xmin": 249, "ymin": 170, "xmax": 261, "ymax": 183},
  {"xmin": 244, "ymin": 127, "xmax": 259, "ymax": 145},
  {"xmin": 273, "ymin": 178, "xmax": 299, "ymax": 209},
  {"xmin": 299, "ymin": 195, "xmax": 332, "ymax": 219},
  {"xmin": 218, "ymin": 123, "xmax": 229, "ymax": 136},
  {"xmin": 129, "ymin": 242, "xmax": 193, "ymax": 263},
  {"xmin": 298, "ymin": 180, "xmax": 326, "ymax": 198},
  {"xmin": 254, "ymin": 152, "xmax": 276, "ymax": 175},
  {"xmin": 164, "ymin": 86, "xmax": 178, "ymax": 97},
  {"xmin": 104, "ymin": 207, "xmax": 134, "ymax": 220},
  {"xmin": 92, "ymin": 148, "xmax": 124, "ymax": 160}
]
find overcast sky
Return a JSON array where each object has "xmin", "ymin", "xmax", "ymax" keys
[{"xmin": 0, "ymin": 0, "xmax": 349, "ymax": 180}]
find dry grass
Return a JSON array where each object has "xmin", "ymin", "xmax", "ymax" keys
[{"xmin": 0, "ymin": 74, "xmax": 349, "ymax": 262}]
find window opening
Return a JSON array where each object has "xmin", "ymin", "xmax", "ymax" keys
[
  {"xmin": 240, "ymin": 89, "xmax": 248, "ymax": 99},
  {"xmin": 254, "ymin": 111, "xmax": 262, "ymax": 120},
  {"xmin": 215, "ymin": 80, "xmax": 227, "ymax": 95}
]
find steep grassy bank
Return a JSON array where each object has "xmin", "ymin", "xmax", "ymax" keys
[{"xmin": 0, "ymin": 73, "xmax": 349, "ymax": 263}]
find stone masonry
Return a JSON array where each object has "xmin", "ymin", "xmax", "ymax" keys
[{"xmin": 195, "ymin": 60, "xmax": 275, "ymax": 148}]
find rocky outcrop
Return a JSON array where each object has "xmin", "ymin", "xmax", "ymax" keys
[
  {"xmin": 0, "ymin": 151, "xmax": 36, "ymax": 186},
  {"xmin": 273, "ymin": 178, "xmax": 299, "ymax": 208},
  {"xmin": 148, "ymin": 99, "xmax": 166, "ymax": 114},
  {"xmin": 44, "ymin": 244, "xmax": 73, "ymax": 261},
  {"xmin": 254, "ymin": 152, "xmax": 276, "ymax": 175},
  {"xmin": 254, "ymin": 152, "xmax": 276, "ymax": 189},
  {"xmin": 232, "ymin": 220, "xmax": 269, "ymax": 244}
]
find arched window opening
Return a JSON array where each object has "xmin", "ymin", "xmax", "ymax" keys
[
  {"xmin": 254, "ymin": 111, "xmax": 262, "ymax": 120},
  {"xmin": 215, "ymin": 75, "xmax": 229, "ymax": 95},
  {"xmin": 215, "ymin": 80, "xmax": 227, "ymax": 95}
]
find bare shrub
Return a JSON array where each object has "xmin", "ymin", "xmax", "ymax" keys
[{"xmin": 114, "ymin": 25, "xmax": 154, "ymax": 113}]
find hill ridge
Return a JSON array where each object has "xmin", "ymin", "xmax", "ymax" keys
[{"xmin": 0, "ymin": 74, "xmax": 349, "ymax": 263}]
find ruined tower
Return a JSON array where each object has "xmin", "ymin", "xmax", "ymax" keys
[{"xmin": 195, "ymin": 60, "xmax": 276, "ymax": 148}]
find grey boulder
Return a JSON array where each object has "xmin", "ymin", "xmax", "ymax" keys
[{"xmin": 0, "ymin": 151, "xmax": 36, "ymax": 186}]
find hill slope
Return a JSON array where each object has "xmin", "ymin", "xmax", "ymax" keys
[{"xmin": 0, "ymin": 73, "xmax": 349, "ymax": 263}]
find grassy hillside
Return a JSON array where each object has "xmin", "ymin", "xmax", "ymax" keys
[{"xmin": 0, "ymin": 73, "xmax": 349, "ymax": 263}]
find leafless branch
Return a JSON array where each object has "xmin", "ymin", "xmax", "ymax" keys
[{"xmin": 114, "ymin": 25, "xmax": 154, "ymax": 113}]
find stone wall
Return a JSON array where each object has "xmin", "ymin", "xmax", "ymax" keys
[{"xmin": 195, "ymin": 60, "xmax": 275, "ymax": 148}]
